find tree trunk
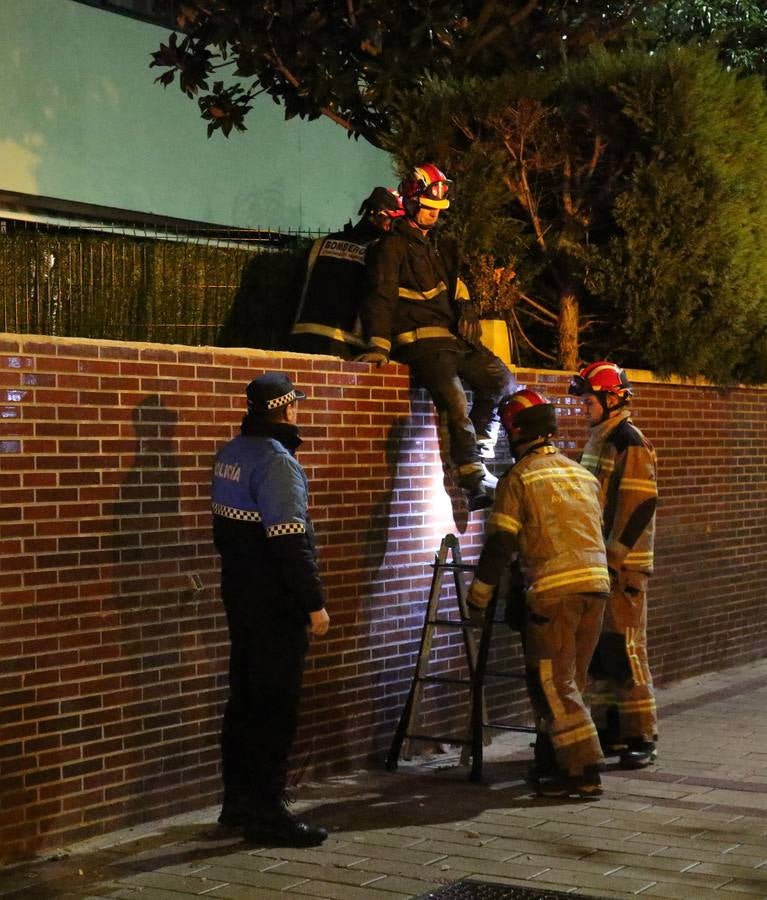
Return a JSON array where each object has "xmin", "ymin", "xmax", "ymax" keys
[{"xmin": 558, "ymin": 292, "xmax": 579, "ymax": 370}]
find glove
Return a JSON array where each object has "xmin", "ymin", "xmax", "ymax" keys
[
  {"xmin": 466, "ymin": 577, "xmax": 493, "ymax": 610},
  {"xmin": 355, "ymin": 351, "xmax": 389, "ymax": 367},
  {"xmin": 309, "ymin": 608, "xmax": 330, "ymax": 636}
]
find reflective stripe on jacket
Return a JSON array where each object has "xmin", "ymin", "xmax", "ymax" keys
[
  {"xmin": 579, "ymin": 409, "xmax": 657, "ymax": 574},
  {"xmin": 211, "ymin": 432, "xmax": 326, "ymax": 617},
  {"xmin": 362, "ymin": 218, "xmax": 466, "ymax": 357},
  {"xmin": 292, "ymin": 222, "xmax": 382, "ymax": 348},
  {"xmin": 481, "ymin": 445, "xmax": 610, "ymax": 601}
]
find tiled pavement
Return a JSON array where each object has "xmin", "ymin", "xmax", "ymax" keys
[{"xmin": 3, "ymin": 658, "xmax": 767, "ymax": 899}]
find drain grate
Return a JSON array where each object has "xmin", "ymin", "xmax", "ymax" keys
[{"xmin": 412, "ymin": 880, "xmax": 610, "ymax": 899}]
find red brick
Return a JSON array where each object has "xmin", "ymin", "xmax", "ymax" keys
[{"xmin": 3, "ymin": 338, "xmax": 767, "ymax": 864}]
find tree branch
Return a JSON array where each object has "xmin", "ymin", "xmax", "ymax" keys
[
  {"xmin": 511, "ymin": 308, "xmax": 557, "ymax": 360},
  {"xmin": 562, "ymin": 153, "xmax": 574, "ymax": 216},
  {"xmin": 263, "ymin": 51, "xmax": 357, "ymax": 134},
  {"xmin": 518, "ymin": 292, "xmax": 559, "ymax": 321},
  {"xmin": 466, "ymin": 0, "xmax": 540, "ymax": 61}
]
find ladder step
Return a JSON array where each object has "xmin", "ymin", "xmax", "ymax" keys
[
  {"xmin": 404, "ymin": 732, "xmax": 472, "ymax": 746},
  {"xmin": 386, "ymin": 534, "xmax": 532, "ymax": 782},
  {"xmin": 428, "ymin": 617, "xmax": 484, "ymax": 629},
  {"xmin": 483, "ymin": 722, "xmax": 536, "ymax": 733},
  {"xmin": 415, "ymin": 674, "xmax": 472, "ymax": 687}
]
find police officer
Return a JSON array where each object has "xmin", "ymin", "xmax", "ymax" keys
[
  {"xmin": 569, "ymin": 361, "xmax": 659, "ymax": 769},
  {"xmin": 211, "ymin": 371, "xmax": 330, "ymax": 846},
  {"xmin": 358, "ymin": 164, "xmax": 514, "ymax": 511},
  {"xmin": 467, "ymin": 389, "xmax": 610, "ymax": 798},
  {"xmin": 288, "ymin": 187, "xmax": 404, "ymax": 359}
]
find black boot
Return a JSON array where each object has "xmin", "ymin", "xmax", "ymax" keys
[
  {"xmin": 528, "ymin": 734, "xmax": 560, "ymax": 785},
  {"xmin": 536, "ymin": 766, "xmax": 603, "ymax": 800},
  {"xmin": 619, "ymin": 738, "xmax": 657, "ymax": 770},
  {"xmin": 218, "ymin": 804, "xmax": 251, "ymax": 828},
  {"xmin": 460, "ymin": 467, "xmax": 496, "ymax": 511},
  {"xmin": 218, "ymin": 790, "xmax": 254, "ymax": 828},
  {"xmin": 243, "ymin": 799, "xmax": 328, "ymax": 847}
]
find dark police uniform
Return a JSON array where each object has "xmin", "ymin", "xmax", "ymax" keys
[{"xmin": 211, "ymin": 400, "xmax": 325, "ymax": 820}]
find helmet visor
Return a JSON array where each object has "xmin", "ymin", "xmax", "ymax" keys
[{"xmin": 423, "ymin": 180, "xmax": 450, "ymax": 201}]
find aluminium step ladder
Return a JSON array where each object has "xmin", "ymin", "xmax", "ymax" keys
[{"xmin": 385, "ymin": 533, "xmax": 534, "ymax": 782}]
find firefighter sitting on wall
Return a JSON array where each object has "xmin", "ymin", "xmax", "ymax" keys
[
  {"xmin": 357, "ymin": 163, "xmax": 515, "ymax": 511},
  {"xmin": 467, "ymin": 389, "xmax": 610, "ymax": 799},
  {"xmin": 288, "ymin": 187, "xmax": 405, "ymax": 359},
  {"xmin": 569, "ymin": 361, "xmax": 659, "ymax": 769}
]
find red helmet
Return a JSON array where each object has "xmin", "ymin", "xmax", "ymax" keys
[
  {"xmin": 399, "ymin": 164, "xmax": 451, "ymax": 211},
  {"xmin": 358, "ymin": 186, "xmax": 405, "ymax": 219},
  {"xmin": 499, "ymin": 389, "xmax": 557, "ymax": 444},
  {"xmin": 568, "ymin": 361, "xmax": 632, "ymax": 400}
]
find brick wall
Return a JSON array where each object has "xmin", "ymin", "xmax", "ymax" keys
[{"xmin": 1, "ymin": 334, "xmax": 766, "ymax": 862}]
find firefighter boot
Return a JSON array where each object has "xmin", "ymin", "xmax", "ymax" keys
[
  {"xmin": 619, "ymin": 739, "xmax": 657, "ymax": 770},
  {"xmin": 459, "ymin": 465, "xmax": 498, "ymax": 511},
  {"xmin": 476, "ymin": 421, "xmax": 501, "ymax": 460},
  {"xmin": 528, "ymin": 733, "xmax": 560, "ymax": 785},
  {"xmin": 536, "ymin": 766, "xmax": 603, "ymax": 801}
]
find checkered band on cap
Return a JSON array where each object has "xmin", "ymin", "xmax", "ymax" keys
[
  {"xmin": 212, "ymin": 502, "xmax": 262, "ymax": 522},
  {"xmin": 266, "ymin": 522, "xmax": 306, "ymax": 537},
  {"xmin": 266, "ymin": 390, "xmax": 297, "ymax": 410}
]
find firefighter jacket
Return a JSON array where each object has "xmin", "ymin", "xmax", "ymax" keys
[
  {"xmin": 579, "ymin": 408, "xmax": 657, "ymax": 575},
  {"xmin": 211, "ymin": 419, "xmax": 326, "ymax": 622},
  {"xmin": 361, "ymin": 218, "xmax": 472, "ymax": 360},
  {"xmin": 291, "ymin": 220, "xmax": 384, "ymax": 351},
  {"xmin": 472, "ymin": 444, "xmax": 610, "ymax": 604}
]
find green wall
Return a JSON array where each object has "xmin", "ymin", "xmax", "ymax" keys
[{"xmin": 0, "ymin": 0, "xmax": 394, "ymax": 231}]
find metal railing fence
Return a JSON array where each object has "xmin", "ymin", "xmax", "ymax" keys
[{"xmin": 0, "ymin": 219, "xmax": 316, "ymax": 347}]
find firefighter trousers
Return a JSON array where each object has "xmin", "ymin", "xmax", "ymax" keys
[
  {"xmin": 588, "ymin": 569, "xmax": 657, "ymax": 744},
  {"xmin": 404, "ymin": 342, "xmax": 513, "ymax": 472},
  {"xmin": 524, "ymin": 592, "xmax": 607, "ymax": 777}
]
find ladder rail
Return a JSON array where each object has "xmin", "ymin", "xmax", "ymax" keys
[
  {"xmin": 386, "ymin": 533, "xmax": 532, "ymax": 780},
  {"xmin": 385, "ymin": 536, "xmax": 455, "ymax": 769}
]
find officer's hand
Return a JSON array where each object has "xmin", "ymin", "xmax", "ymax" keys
[
  {"xmin": 355, "ymin": 351, "xmax": 389, "ymax": 367},
  {"xmin": 458, "ymin": 317, "xmax": 482, "ymax": 346},
  {"xmin": 309, "ymin": 608, "xmax": 330, "ymax": 637}
]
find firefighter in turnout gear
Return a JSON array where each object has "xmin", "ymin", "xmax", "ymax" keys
[
  {"xmin": 289, "ymin": 187, "xmax": 404, "ymax": 359},
  {"xmin": 211, "ymin": 372, "xmax": 330, "ymax": 847},
  {"xmin": 569, "ymin": 361, "xmax": 659, "ymax": 769},
  {"xmin": 358, "ymin": 164, "xmax": 514, "ymax": 511},
  {"xmin": 467, "ymin": 389, "xmax": 610, "ymax": 799}
]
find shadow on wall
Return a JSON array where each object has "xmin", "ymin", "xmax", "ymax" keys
[
  {"xmin": 361, "ymin": 415, "xmax": 410, "ymax": 576},
  {"xmin": 298, "ymin": 379, "xmax": 480, "ymax": 780},
  {"xmin": 291, "ymin": 413, "xmax": 411, "ymax": 783},
  {"xmin": 216, "ymin": 248, "xmax": 308, "ymax": 350},
  {"xmin": 103, "ymin": 395, "xmax": 222, "ymax": 824}
]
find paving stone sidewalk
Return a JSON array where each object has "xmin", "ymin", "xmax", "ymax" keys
[{"xmin": 3, "ymin": 658, "xmax": 767, "ymax": 900}]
